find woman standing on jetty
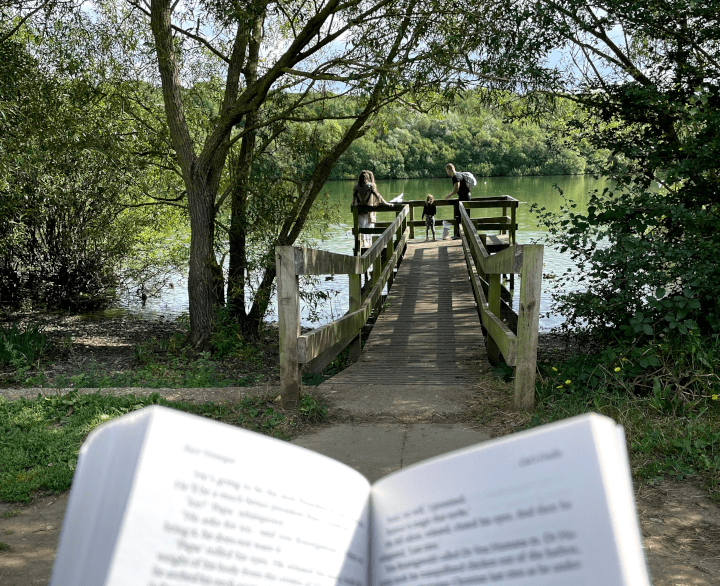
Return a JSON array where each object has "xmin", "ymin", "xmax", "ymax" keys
[{"xmin": 352, "ymin": 170, "xmax": 389, "ymax": 247}]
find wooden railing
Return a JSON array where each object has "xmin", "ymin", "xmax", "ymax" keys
[
  {"xmin": 276, "ymin": 195, "xmax": 542, "ymax": 411},
  {"xmin": 276, "ymin": 205, "xmax": 409, "ymax": 407},
  {"xmin": 458, "ymin": 203, "xmax": 543, "ymax": 410},
  {"xmin": 353, "ymin": 196, "xmax": 518, "ymax": 253}
]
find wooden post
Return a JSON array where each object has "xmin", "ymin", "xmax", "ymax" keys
[
  {"xmin": 373, "ymin": 252, "xmax": 382, "ymax": 288},
  {"xmin": 478, "ymin": 234, "xmax": 488, "ymax": 282},
  {"xmin": 409, "ymin": 204, "xmax": 415, "ymax": 240},
  {"xmin": 387, "ymin": 234, "xmax": 395, "ymax": 290},
  {"xmin": 487, "ymin": 273, "xmax": 502, "ymax": 366},
  {"xmin": 453, "ymin": 200, "xmax": 459, "ymax": 237},
  {"xmin": 352, "ymin": 206, "xmax": 360, "ymax": 256},
  {"xmin": 348, "ymin": 273, "xmax": 362, "ymax": 362},
  {"xmin": 514, "ymin": 244, "xmax": 543, "ymax": 411},
  {"xmin": 276, "ymin": 246, "xmax": 301, "ymax": 408},
  {"xmin": 401, "ymin": 209, "xmax": 408, "ymax": 254},
  {"xmin": 510, "ymin": 202, "xmax": 517, "ymax": 291},
  {"xmin": 510, "ymin": 202, "xmax": 517, "ymax": 246}
]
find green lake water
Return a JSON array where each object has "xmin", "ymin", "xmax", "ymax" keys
[{"xmin": 118, "ymin": 175, "xmax": 607, "ymax": 331}]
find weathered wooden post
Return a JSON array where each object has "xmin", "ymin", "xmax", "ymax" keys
[
  {"xmin": 276, "ymin": 246, "xmax": 300, "ymax": 408},
  {"xmin": 510, "ymin": 201, "xmax": 517, "ymax": 246},
  {"xmin": 514, "ymin": 244, "xmax": 543, "ymax": 411},
  {"xmin": 409, "ymin": 204, "xmax": 415, "ymax": 240},
  {"xmin": 348, "ymin": 273, "xmax": 362, "ymax": 362},
  {"xmin": 386, "ymin": 230, "xmax": 395, "ymax": 290},
  {"xmin": 352, "ymin": 206, "xmax": 360, "ymax": 256},
  {"xmin": 487, "ymin": 273, "xmax": 502, "ymax": 366},
  {"xmin": 373, "ymin": 249, "xmax": 382, "ymax": 287},
  {"xmin": 453, "ymin": 200, "xmax": 459, "ymax": 237}
]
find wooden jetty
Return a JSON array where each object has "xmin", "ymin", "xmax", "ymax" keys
[{"xmin": 276, "ymin": 196, "xmax": 542, "ymax": 411}]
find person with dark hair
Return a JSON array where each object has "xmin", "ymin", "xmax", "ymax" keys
[
  {"xmin": 352, "ymin": 170, "xmax": 389, "ymax": 247},
  {"xmin": 443, "ymin": 163, "xmax": 471, "ymax": 239},
  {"xmin": 443, "ymin": 162, "xmax": 471, "ymax": 201}
]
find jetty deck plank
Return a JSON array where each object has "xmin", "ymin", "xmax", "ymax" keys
[{"xmin": 321, "ymin": 239, "xmax": 486, "ymax": 387}]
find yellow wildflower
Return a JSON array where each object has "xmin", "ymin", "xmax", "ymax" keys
[
  {"xmin": 552, "ymin": 367, "xmax": 558, "ymax": 372},
  {"xmin": 614, "ymin": 367, "xmax": 621, "ymax": 372},
  {"xmin": 565, "ymin": 380, "xmax": 572, "ymax": 385}
]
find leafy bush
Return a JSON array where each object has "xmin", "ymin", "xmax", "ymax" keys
[
  {"xmin": 536, "ymin": 338, "xmax": 720, "ymax": 500},
  {"xmin": 535, "ymin": 187, "xmax": 720, "ymax": 345},
  {"xmin": 0, "ymin": 324, "xmax": 47, "ymax": 368}
]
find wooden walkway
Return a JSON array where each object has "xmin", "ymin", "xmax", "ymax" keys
[{"xmin": 322, "ymin": 239, "xmax": 486, "ymax": 389}]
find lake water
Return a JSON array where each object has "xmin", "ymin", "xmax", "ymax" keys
[{"xmin": 117, "ymin": 175, "xmax": 606, "ymax": 331}]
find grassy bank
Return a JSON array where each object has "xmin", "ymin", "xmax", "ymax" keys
[
  {"xmin": 0, "ymin": 390, "xmax": 328, "ymax": 503},
  {"xmin": 2, "ymin": 318, "xmax": 719, "ymax": 503},
  {"xmin": 497, "ymin": 335, "xmax": 720, "ymax": 503}
]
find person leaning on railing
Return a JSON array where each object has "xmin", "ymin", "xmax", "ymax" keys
[
  {"xmin": 352, "ymin": 170, "xmax": 389, "ymax": 247},
  {"xmin": 444, "ymin": 162, "xmax": 472, "ymax": 240}
]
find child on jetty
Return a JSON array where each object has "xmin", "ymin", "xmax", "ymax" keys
[{"xmin": 422, "ymin": 195, "xmax": 437, "ymax": 241}]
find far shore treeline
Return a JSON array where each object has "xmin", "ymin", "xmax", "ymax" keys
[{"xmin": 313, "ymin": 97, "xmax": 599, "ymax": 181}]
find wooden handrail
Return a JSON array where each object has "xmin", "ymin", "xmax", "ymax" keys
[
  {"xmin": 276, "ymin": 204, "xmax": 409, "ymax": 407},
  {"xmin": 354, "ymin": 196, "xmax": 519, "ymax": 250},
  {"xmin": 277, "ymin": 195, "xmax": 539, "ymax": 411},
  {"xmin": 458, "ymin": 203, "xmax": 543, "ymax": 410}
]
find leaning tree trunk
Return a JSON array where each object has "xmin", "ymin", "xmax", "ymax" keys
[{"xmin": 227, "ymin": 118, "xmax": 257, "ymax": 322}]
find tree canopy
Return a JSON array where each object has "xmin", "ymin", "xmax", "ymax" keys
[
  {"xmin": 90, "ymin": 0, "xmax": 557, "ymax": 347},
  {"xmin": 529, "ymin": 0, "xmax": 720, "ymax": 341}
]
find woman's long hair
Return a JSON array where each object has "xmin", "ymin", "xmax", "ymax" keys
[{"xmin": 357, "ymin": 170, "xmax": 372, "ymax": 185}]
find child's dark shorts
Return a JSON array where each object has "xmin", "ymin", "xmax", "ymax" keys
[{"xmin": 425, "ymin": 216, "xmax": 435, "ymax": 230}]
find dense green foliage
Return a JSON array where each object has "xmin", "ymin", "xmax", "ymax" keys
[
  {"xmin": 531, "ymin": 2, "xmax": 720, "ymax": 347},
  {"xmin": 513, "ymin": 2, "xmax": 720, "ymax": 500},
  {"xmin": 0, "ymin": 324, "xmax": 47, "ymax": 369},
  {"xmin": 0, "ymin": 390, "xmax": 328, "ymax": 502},
  {"xmin": 531, "ymin": 333, "xmax": 720, "ymax": 500},
  {"xmin": 331, "ymin": 100, "xmax": 591, "ymax": 180},
  {"xmin": 0, "ymin": 27, "xmax": 185, "ymax": 311}
]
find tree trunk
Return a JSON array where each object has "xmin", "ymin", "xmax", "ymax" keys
[
  {"xmin": 227, "ymin": 12, "xmax": 262, "ymax": 326},
  {"xmin": 227, "ymin": 113, "xmax": 258, "ymax": 321},
  {"xmin": 186, "ymin": 177, "xmax": 220, "ymax": 350}
]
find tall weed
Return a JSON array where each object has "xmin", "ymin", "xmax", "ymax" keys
[{"xmin": 0, "ymin": 324, "xmax": 47, "ymax": 367}]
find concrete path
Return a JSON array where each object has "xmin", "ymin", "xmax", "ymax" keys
[{"xmin": 291, "ymin": 422, "xmax": 490, "ymax": 483}]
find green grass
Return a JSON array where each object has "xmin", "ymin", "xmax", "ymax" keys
[
  {"xmin": 4, "ymin": 327, "xmax": 272, "ymax": 389},
  {"xmin": 0, "ymin": 390, "xmax": 328, "ymax": 503},
  {"xmin": 525, "ymin": 339, "xmax": 720, "ymax": 502},
  {"xmin": 47, "ymin": 352, "xmax": 257, "ymax": 389}
]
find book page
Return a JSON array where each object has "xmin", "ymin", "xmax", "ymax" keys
[
  {"xmin": 50, "ymin": 409, "xmax": 153, "ymax": 586},
  {"xmin": 370, "ymin": 414, "xmax": 649, "ymax": 586},
  {"xmin": 104, "ymin": 406, "xmax": 371, "ymax": 586}
]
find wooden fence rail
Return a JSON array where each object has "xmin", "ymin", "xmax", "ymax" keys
[
  {"xmin": 458, "ymin": 203, "xmax": 543, "ymax": 410},
  {"xmin": 353, "ymin": 196, "xmax": 518, "ymax": 252},
  {"xmin": 276, "ymin": 205, "xmax": 409, "ymax": 407}
]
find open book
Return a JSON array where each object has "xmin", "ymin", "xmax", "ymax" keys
[{"xmin": 50, "ymin": 407, "xmax": 651, "ymax": 586}]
